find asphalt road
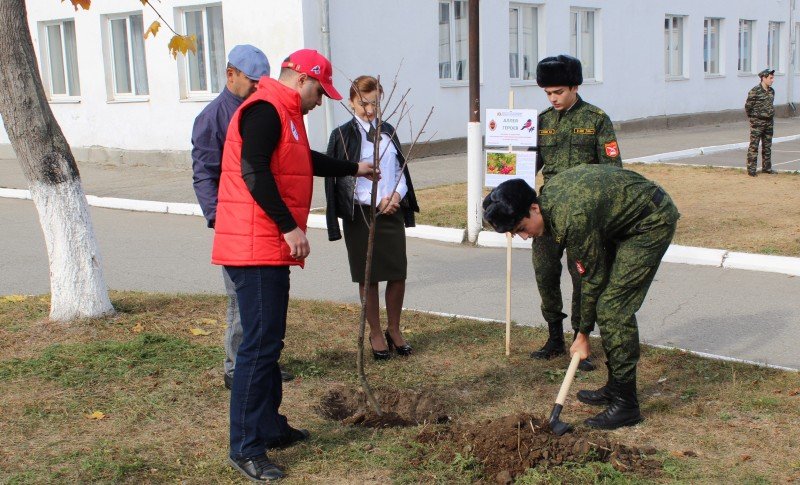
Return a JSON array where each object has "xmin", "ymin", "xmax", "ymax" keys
[{"xmin": 3, "ymin": 198, "xmax": 799, "ymax": 370}]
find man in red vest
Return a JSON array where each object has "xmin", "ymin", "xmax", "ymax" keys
[{"xmin": 212, "ymin": 49, "xmax": 375, "ymax": 482}]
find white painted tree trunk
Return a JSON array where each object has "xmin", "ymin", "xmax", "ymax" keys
[
  {"xmin": 30, "ymin": 180, "xmax": 113, "ymax": 320},
  {"xmin": 0, "ymin": 0, "xmax": 114, "ymax": 320}
]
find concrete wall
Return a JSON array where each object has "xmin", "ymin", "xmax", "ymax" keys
[{"xmin": 1, "ymin": 0, "xmax": 797, "ymax": 163}]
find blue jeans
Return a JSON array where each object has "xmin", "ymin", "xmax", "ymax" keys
[{"xmin": 225, "ymin": 265, "xmax": 291, "ymax": 459}]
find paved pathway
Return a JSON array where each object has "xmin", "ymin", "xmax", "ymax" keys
[{"xmin": 2, "ymin": 198, "xmax": 799, "ymax": 370}]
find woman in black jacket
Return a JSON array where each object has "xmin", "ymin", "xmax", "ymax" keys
[{"xmin": 325, "ymin": 75, "xmax": 420, "ymax": 360}]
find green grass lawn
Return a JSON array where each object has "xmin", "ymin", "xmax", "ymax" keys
[{"xmin": 1, "ymin": 292, "xmax": 799, "ymax": 483}]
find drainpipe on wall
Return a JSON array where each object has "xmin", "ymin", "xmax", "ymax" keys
[
  {"xmin": 320, "ymin": 0, "xmax": 335, "ymax": 136},
  {"xmin": 790, "ymin": 0, "xmax": 796, "ymax": 112}
]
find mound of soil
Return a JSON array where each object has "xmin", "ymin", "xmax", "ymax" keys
[
  {"xmin": 418, "ymin": 413, "xmax": 661, "ymax": 482},
  {"xmin": 317, "ymin": 385, "xmax": 450, "ymax": 428}
]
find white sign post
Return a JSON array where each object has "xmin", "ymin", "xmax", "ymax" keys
[{"xmin": 484, "ymin": 97, "xmax": 538, "ymax": 356}]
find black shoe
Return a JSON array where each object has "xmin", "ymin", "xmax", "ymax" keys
[
  {"xmin": 577, "ymin": 362, "xmax": 614, "ymax": 406},
  {"xmin": 577, "ymin": 357, "xmax": 597, "ymax": 372},
  {"xmin": 267, "ymin": 426, "xmax": 310, "ymax": 450},
  {"xmin": 229, "ymin": 454, "xmax": 285, "ymax": 482},
  {"xmin": 385, "ymin": 330, "xmax": 413, "ymax": 356},
  {"xmin": 280, "ymin": 370, "xmax": 294, "ymax": 382},
  {"xmin": 530, "ymin": 321, "xmax": 566, "ymax": 359},
  {"xmin": 584, "ymin": 379, "xmax": 643, "ymax": 430},
  {"xmin": 748, "ymin": 171, "xmax": 758, "ymax": 177},
  {"xmin": 761, "ymin": 168, "xmax": 775, "ymax": 174},
  {"xmin": 370, "ymin": 335, "xmax": 391, "ymax": 360}
]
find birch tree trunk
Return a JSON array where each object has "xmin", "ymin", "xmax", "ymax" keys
[{"xmin": 0, "ymin": 0, "xmax": 114, "ymax": 320}]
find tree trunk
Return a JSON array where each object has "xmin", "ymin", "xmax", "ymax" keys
[{"xmin": 0, "ymin": 0, "xmax": 114, "ymax": 320}]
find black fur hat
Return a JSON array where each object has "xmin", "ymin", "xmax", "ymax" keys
[
  {"xmin": 536, "ymin": 55, "xmax": 583, "ymax": 87},
  {"xmin": 482, "ymin": 179, "xmax": 538, "ymax": 233}
]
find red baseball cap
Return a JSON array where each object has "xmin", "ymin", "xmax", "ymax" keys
[{"xmin": 281, "ymin": 49, "xmax": 342, "ymax": 100}]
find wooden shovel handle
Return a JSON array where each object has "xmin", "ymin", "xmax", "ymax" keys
[{"xmin": 555, "ymin": 353, "xmax": 582, "ymax": 406}]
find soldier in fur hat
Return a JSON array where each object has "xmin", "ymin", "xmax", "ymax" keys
[{"xmin": 528, "ymin": 54, "xmax": 622, "ymax": 372}]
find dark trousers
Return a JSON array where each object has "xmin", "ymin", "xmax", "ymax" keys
[{"xmin": 225, "ymin": 265, "xmax": 290, "ymax": 459}]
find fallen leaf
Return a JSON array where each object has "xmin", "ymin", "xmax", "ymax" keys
[
  {"xmin": 144, "ymin": 20, "xmax": 160, "ymax": 39},
  {"xmin": 189, "ymin": 327, "xmax": 211, "ymax": 336},
  {"xmin": 86, "ymin": 411, "xmax": 106, "ymax": 420},
  {"xmin": 132, "ymin": 322, "xmax": 144, "ymax": 333},
  {"xmin": 669, "ymin": 450, "xmax": 683, "ymax": 458},
  {"xmin": 789, "ymin": 389, "xmax": 800, "ymax": 397},
  {"xmin": 683, "ymin": 450, "xmax": 698, "ymax": 457},
  {"xmin": 197, "ymin": 318, "xmax": 218, "ymax": 326},
  {"xmin": 740, "ymin": 454, "xmax": 752, "ymax": 462},
  {"xmin": 167, "ymin": 34, "xmax": 197, "ymax": 59},
  {"xmin": 657, "ymin": 376, "xmax": 668, "ymax": 384},
  {"xmin": 3, "ymin": 295, "xmax": 26, "ymax": 302}
]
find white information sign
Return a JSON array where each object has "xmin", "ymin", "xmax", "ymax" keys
[
  {"xmin": 484, "ymin": 108, "xmax": 538, "ymax": 147},
  {"xmin": 485, "ymin": 150, "xmax": 537, "ymax": 188}
]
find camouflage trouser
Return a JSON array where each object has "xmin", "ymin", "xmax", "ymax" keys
[
  {"xmin": 531, "ymin": 232, "xmax": 583, "ymax": 332},
  {"xmin": 747, "ymin": 118, "xmax": 773, "ymax": 173},
  {"xmin": 597, "ymin": 215, "xmax": 677, "ymax": 384}
]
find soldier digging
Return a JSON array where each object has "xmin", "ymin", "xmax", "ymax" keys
[{"xmin": 483, "ymin": 166, "xmax": 680, "ymax": 429}]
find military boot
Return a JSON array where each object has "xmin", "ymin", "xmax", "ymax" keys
[
  {"xmin": 577, "ymin": 361, "xmax": 614, "ymax": 406},
  {"xmin": 530, "ymin": 321, "xmax": 566, "ymax": 359},
  {"xmin": 584, "ymin": 379, "xmax": 643, "ymax": 430}
]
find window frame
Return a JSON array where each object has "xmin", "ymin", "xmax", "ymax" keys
[
  {"xmin": 438, "ymin": 0, "xmax": 470, "ymax": 85},
  {"xmin": 102, "ymin": 11, "xmax": 150, "ymax": 102},
  {"xmin": 664, "ymin": 14, "xmax": 687, "ymax": 80},
  {"xmin": 509, "ymin": 3, "xmax": 540, "ymax": 85},
  {"xmin": 703, "ymin": 17, "xmax": 723, "ymax": 77},
  {"xmin": 569, "ymin": 7, "xmax": 600, "ymax": 83},
  {"xmin": 767, "ymin": 21, "xmax": 784, "ymax": 73},
  {"xmin": 175, "ymin": 3, "xmax": 225, "ymax": 100},
  {"xmin": 38, "ymin": 18, "xmax": 81, "ymax": 102},
  {"xmin": 738, "ymin": 19, "xmax": 755, "ymax": 75}
]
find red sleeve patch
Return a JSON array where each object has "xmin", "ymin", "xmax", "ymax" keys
[
  {"xmin": 575, "ymin": 260, "xmax": 586, "ymax": 275},
  {"xmin": 604, "ymin": 141, "xmax": 619, "ymax": 158}
]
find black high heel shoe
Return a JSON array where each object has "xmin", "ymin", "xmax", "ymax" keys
[
  {"xmin": 370, "ymin": 335, "xmax": 391, "ymax": 360},
  {"xmin": 385, "ymin": 330, "xmax": 413, "ymax": 356}
]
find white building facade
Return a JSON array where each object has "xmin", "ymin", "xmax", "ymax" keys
[{"xmin": 1, "ymin": 0, "xmax": 798, "ymax": 163}]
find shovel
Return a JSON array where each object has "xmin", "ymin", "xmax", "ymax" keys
[{"xmin": 548, "ymin": 352, "xmax": 581, "ymax": 436}]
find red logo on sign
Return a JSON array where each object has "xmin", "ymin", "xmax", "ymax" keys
[
  {"xmin": 575, "ymin": 260, "xmax": 586, "ymax": 275},
  {"xmin": 605, "ymin": 141, "xmax": 619, "ymax": 158},
  {"xmin": 489, "ymin": 119, "xmax": 497, "ymax": 131}
]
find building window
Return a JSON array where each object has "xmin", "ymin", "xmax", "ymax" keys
[
  {"xmin": 739, "ymin": 19, "xmax": 754, "ymax": 73},
  {"xmin": 768, "ymin": 21, "xmax": 783, "ymax": 72},
  {"xmin": 39, "ymin": 19, "xmax": 81, "ymax": 98},
  {"xmin": 704, "ymin": 18, "xmax": 722, "ymax": 75},
  {"xmin": 665, "ymin": 15, "xmax": 685, "ymax": 78},
  {"xmin": 570, "ymin": 8, "xmax": 596, "ymax": 80},
  {"xmin": 438, "ymin": 0, "xmax": 468, "ymax": 81},
  {"xmin": 509, "ymin": 4, "xmax": 538, "ymax": 81},
  {"xmin": 181, "ymin": 4, "xmax": 225, "ymax": 94},
  {"xmin": 106, "ymin": 13, "xmax": 149, "ymax": 97}
]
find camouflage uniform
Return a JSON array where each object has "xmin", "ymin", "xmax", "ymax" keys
[
  {"xmin": 745, "ymin": 83, "xmax": 775, "ymax": 174},
  {"xmin": 539, "ymin": 165, "xmax": 680, "ymax": 383},
  {"xmin": 533, "ymin": 96, "xmax": 622, "ymax": 333}
]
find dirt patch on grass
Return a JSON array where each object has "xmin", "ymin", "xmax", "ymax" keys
[
  {"xmin": 317, "ymin": 385, "xmax": 450, "ymax": 427},
  {"xmin": 420, "ymin": 412, "xmax": 661, "ymax": 483}
]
